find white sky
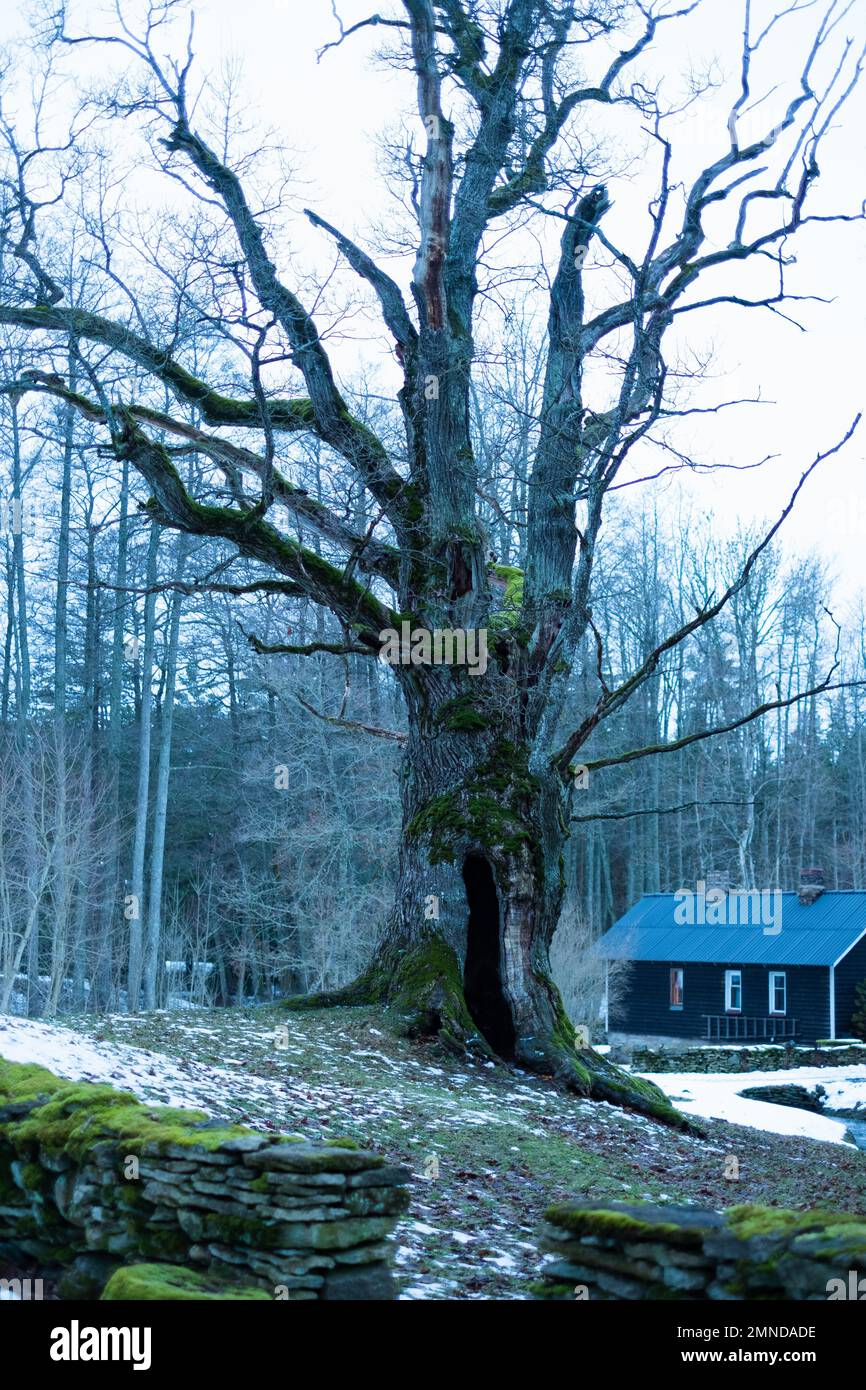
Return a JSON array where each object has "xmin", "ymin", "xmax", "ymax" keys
[{"xmin": 2, "ymin": 0, "xmax": 865, "ymax": 603}]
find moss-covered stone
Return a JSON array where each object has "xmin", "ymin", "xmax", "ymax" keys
[
  {"xmin": 724, "ymin": 1204, "xmax": 865, "ymax": 1240},
  {"xmin": 0, "ymin": 1054, "xmax": 408, "ymax": 1301},
  {"xmin": 538, "ymin": 1198, "xmax": 866, "ymax": 1300},
  {"xmin": 544, "ymin": 1201, "xmax": 715, "ymax": 1248},
  {"xmin": 247, "ymin": 1141, "xmax": 384, "ymax": 1174},
  {"xmin": 101, "ymin": 1263, "xmax": 271, "ymax": 1301},
  {"xmin": 137, "ymin": 1229, "xmax": 190, "ymax": 1261},
  {"xmin": 3, "ymin": 1077, "xmax": 252, "ymax": 1161},
  {"xmin": 0, "ymin": 1059, "xmax": 66, "ymax": 1105}
]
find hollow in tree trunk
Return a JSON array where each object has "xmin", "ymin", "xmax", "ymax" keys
[{"xmin": 292, "ymin": 664, "xmax": 689, "ymax": 1130}]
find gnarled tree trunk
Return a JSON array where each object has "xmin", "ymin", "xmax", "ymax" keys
[{"xmin": 295, "ymin": 656, "xmax": 685, "ymax": 1127}]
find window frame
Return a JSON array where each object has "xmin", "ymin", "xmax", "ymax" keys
[
  {"xmin": 769, "ymin": 970, "xmax": 787, "ymax": 1016},
  {"xmin": 724, "ymin": 969, "xmax": 743, "ymax": 1013},
  {"xmin": 669, "ymin": 966, "xmax": 684, "ymax": 1010}
]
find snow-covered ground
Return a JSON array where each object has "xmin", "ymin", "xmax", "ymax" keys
[
  {"xmin": 0, "ymin": 1013, "xmax": 292, "ymax": 1115},
  {"xmin": 638, "ymin": 1064, "xmax": 866, "ymax": 1144},
  {"xmin": 5, "ymin": 1012, "xmax": 864, "ymax": 1149}
]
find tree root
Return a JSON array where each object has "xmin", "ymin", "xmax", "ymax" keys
[
  {"xmin": 283, "ymin": 962, "xmax": 386, "ymax": 1013},
  {"xmin": 285, "ymin": 934, "xmax": 495, "ymax": 1057},
  {"xmin": 582, "ymin": 1054, "xmax": 702, "ymax": 1135}
]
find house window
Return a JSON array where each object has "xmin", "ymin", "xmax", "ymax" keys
[
  {"xmin": 669, "ymin": 967, "xmax": 684, "ymax": 1009},
  {"xmin": 725, "ymin": 969, "xmax": 742, "ymax": 1013},
  {"xmin": 769, "ymin": 971, "xmax": 786, "ymax": 1016}
]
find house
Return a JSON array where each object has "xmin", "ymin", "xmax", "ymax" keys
[{"xmin": 596, "ymin": 872, "xmax": 866, "ymax": 1045}]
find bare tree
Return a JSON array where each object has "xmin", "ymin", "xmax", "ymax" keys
[
  {"xmin": 0, "ymin": 0, "xmax": 864, "ymax": 1119},
  {"xmin": 0, "ymin": 724, "xmax": 106, "ymax": 1012}
]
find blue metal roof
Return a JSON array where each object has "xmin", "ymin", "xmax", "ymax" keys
[{"xmin": 596, "ymin": 891, "xmax": 866, "ymax": 967}]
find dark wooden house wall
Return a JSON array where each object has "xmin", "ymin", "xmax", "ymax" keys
[
  {"xmin": 834, "ymin": 932, "xmax": 866, "ymax": 1037},
  {"xmin": 610, "ymin": 960, "xmax": 831, "ymax": 1043}
]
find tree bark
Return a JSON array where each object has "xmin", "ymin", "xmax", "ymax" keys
[{"xmin": 52, "ymin": 353, "xmax": 78, "ymax": 1008}]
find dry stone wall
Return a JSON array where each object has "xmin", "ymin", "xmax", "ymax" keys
[
  {"xmin": 537, "ymin": 1199, "xmax": 866, "ymax": 1300},
  {"xmin": 630, "ymin": 1042, "xmax": 866, "ymax": 1074},
  {"xmin": 0, "ymin": 1056, "xmax": 410, "ymax": 1300}
]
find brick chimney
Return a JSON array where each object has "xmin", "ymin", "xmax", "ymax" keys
[{"xmin": 798, "ymin": 867, "xmax": 825, "ymax": 906}]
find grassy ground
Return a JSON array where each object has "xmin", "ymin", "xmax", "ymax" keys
[{"xmin": 60, "ymin": 1003, "xmax": 866, "ymax": 1300}]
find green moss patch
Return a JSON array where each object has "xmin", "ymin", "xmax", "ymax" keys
[
  {"xmin": 724, "ymin": 1204, "xmax": 866, "ymax": 1240},
  {"xmin": 386, "ymin": 931, "xmax": 487, "ymax": 1054},
  {"xmin": 0, "ymin": 1058, "xmax": 66, "ymax": 1105},
  {"xmin": 101, "ymin": 1263, "xmax": 271, "ymax": 1301},
  {"xmin": 406, "ymin": 740, "xmax": 540, "ymax": 865},
  {"xmin": 416, "ymin": 740, "xmax": 538, "ymax": 860},
  {"xmin": 544, "ymin": 1200, "xmax": 715, "ymax": 1247},
  {"xmin": 4, "ymin": 1080, "xmax": 252, "ymax": 1161},
  {"xmin": 434, "ymin": 693, "xmax": 489, "ymax": 732}
]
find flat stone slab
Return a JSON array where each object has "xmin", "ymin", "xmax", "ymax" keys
[
  {"xmin": 544, "ymin": 1200, "xmax": 724, "ymax": 1248},
  {"xmin": 245, "ymin": 1144, "xmax": 384, "ymax": 1175}
]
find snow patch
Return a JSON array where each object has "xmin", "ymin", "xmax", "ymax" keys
[{"xmin": 638, "ymin": 1063, "xmax": 866, "ymax": 1144}]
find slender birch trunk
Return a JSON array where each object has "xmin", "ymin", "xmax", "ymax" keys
[
  {"xmin": 50, "ymin": 356, "xmax": 77, "ymax": 1010},
  {"xmin": 127, "ymin": 522, "xmax": 160, "ymax": 1011},
  {"xmin": 142, "ymin": 534, "xmax": 188, "ymax": 1009},
  {"xmin": 92, "ymin": 454, "xmax": 130, "ymax": 1009}
]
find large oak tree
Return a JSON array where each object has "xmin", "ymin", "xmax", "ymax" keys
[{"xmin": 1, "ymin": 0, "xmax": 863, "ymax": 1121}]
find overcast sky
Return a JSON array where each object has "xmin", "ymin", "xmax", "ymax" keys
[{"xmin": 2, "ymin": 0, "xmax": 865, "ymax": 607}]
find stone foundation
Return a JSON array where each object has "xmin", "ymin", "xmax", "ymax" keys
[
  {"xmin": 536, "ymin": 1199, "xmax": 866, "ymax": 1300},
  {"xmin": 0, "ymin": 1056, "xmax": 410, "ymax": 1300}
]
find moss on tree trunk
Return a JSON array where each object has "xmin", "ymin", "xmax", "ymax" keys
[{"xmin": 287, "ymin": 687, "xmax": 694, "ymax": 1134}]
